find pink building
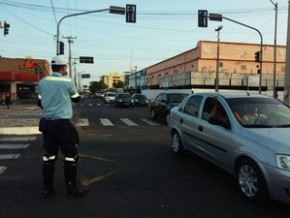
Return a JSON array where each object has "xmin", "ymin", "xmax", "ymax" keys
[{"xmin": 145, "ymin": 41, "xmax": 285, "ymax": 90}]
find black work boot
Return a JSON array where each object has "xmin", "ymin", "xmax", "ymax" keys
[
  {"xmin": 64, "ymin": 160, "xmax": 87, "ymax": 197},
  {"xmin": 42, "ymin": 162, "xmax": 55, "ymax": 195}
]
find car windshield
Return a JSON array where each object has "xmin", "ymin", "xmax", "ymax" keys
[
  {"xmin": 227, "ymin": 97, "xmax": 290, "ymax": 128},
  {"xmin": 107, "ymin": 93, "xmax": 116, "ymax": 97},
  {"xmin": 118, "ymin": 94, "xmax": 130, "ymax": 98},
  {"xmin": 135, "ymin": 95, "xmax": 146, "ymax": 99},
  {"xmin": 168, "ymin": 94, "xmax": 188, "ymax": 103}
]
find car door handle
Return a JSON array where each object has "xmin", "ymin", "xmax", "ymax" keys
[{"xmin": 198, "ymin": 125, "xmax": 203, "ymax": 132}]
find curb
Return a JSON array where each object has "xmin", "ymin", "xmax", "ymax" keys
[{"xmin": 0, "ymin": 126, "xmax": 41, "ymax": 135}]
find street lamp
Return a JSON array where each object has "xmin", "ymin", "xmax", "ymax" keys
[
  {"xmin": 56, "ymin": 6, "xmax": 125, "ymax": 55},
  {"xmin": 215, "ymin": 25, "xmax": 223, "ymax": 92},
  {"xmin": 269, "ymin": 0, "xmax": 278, "ymax": 98}
]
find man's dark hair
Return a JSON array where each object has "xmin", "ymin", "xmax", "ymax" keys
[{"xmin": 51, "ymin": 65, "xmax": 64, "ymax": 72}]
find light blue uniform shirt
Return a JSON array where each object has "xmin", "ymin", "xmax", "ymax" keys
[{"xmin": 38, "ymin": 72, "xmax": 79, "ymax": 119}]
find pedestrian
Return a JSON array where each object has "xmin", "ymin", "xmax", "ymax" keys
[
  {"xmin": 38, "ymin": 56, "xmax": 87, "ymax": 197},
  {"xmin": 5, "ymin": 93, "xmax": 11, "ymax": 109}
]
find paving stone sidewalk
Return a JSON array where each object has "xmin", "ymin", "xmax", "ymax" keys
[{"xmin": 0, "ymin": 104, "xmax": 42, "ymax": 127}]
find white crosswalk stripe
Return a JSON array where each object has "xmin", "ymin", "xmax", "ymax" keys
[
  {"xmin": 100, "ymin": 118, "xmax": 114, "ymax": 126},
  {"xmin": 0, "ymin": 166, "xmax": 7, "ymax": 174},
  {"xmin": 0, "ymin": 154, "xmax": 21, "ymax": 159},
  {"xmin": 0, "ymin": 137, "xmax": 36, "ymax": 142},
  {"xmin": 120, "ymin": 118, "xmax": 138, "ymax": 126},
  {"xmin": 140, "ymin": 118, "xmax": 160, "ymax": 126},
  {"xmin": 0, "ymin": 136, "xmax": 36, "ymax": 175},
  {"xmin": 77, "ymin": 118, "xmax": 160, "ymax": 127},
  {"xmin": 0, "ymin": 144, "xmax": 30, "ymax": 149},
  {"xmin": 76, "ymin": 118, "xmax": 89, "ymax": 127}
]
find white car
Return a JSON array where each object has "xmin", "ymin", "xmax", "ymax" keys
[{"xmin": 104, "ymin": 92, "xmax": 116, "ymax": 104}]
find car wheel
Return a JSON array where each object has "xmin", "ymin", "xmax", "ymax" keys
[
  {"xmin": 166, "ymin": 113, "xmax": 170, "ymax": 124},
  {"xmin": 171, "ymin": 131, "xmax": 184, "ymax": 156},
  {"xmin": 151, "ymin": 110, "xmax": 156, "ymax": 119},
  {"xmin": 236, "ymin": 159, "xmax": 268, "ymax": 203}
]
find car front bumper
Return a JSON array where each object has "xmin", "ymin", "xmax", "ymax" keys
[{"xmin": 264, "ymin": 163, "xmax": 290, "ymax": 204}]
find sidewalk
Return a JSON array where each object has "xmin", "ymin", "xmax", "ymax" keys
[{"xmin": 0, "ymin": 102, "xmax": 42, "ymax": 135}]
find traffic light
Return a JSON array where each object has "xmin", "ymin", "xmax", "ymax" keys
[
  {"xmin": 198, "ymin": 10, "xmax": 208, "ymax": 27},
  {"xmin": 79, "ymin": 56, "xmax": 94, "ymax": 64},
  {"xmin": 4, "ymin": 21, "xmax": 10, "ymax": 36},
  {"xmin": 126, "ymin": 4, "xmax": 136, "ymax": 23},
  {"xmin": 254, "ymin": 51, "xmax": 261, "ymax": 62},
  {"xmin": 58, "ymin": 41, "xmax": 64, "ymax": 55}
]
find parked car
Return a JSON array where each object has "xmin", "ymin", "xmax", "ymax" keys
[
  {"xmin": 168, "ymin": 92, "xmax": 290, "ymax": 204},
  {"xmin": 104, "ymin": 92, "xmax": 116, "ymax": 104},
  {"xmin": 132, "ymin": 94, "xmax": 149, "ymax": 106},
  {"xmin": 95, "ymin": 90, "xmax": 104, "ymax": 98},
  {"xmin": 149, "ymin": 92, "xmax": 189, "ymax": 122},
  {"xmin": 114, "ymin": 93, "xmax": 134, "ymax": 107}
]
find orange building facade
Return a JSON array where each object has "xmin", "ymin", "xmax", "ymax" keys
[
  {"xmin": 0, "ymin": 57, "xmax": 50, "ymax": 100},
  {"xmin": 145, "ymin": 41, "xmax": 286, "ymax": 91}
]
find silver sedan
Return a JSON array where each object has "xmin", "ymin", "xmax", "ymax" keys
[{"xmin": 168, "ymin": 92, "xmax": 290, "ymax": 204}]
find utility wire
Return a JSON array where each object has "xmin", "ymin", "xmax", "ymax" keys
[{"xmin": 49, "ymin": 0, "xmax": 58, "ymax": 26}]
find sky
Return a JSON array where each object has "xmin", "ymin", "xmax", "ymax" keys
[{"xmin": 0, "ymin": 0, "xmax": 289, "ymax": 84}]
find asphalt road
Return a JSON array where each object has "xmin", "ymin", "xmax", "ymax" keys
[{"xmin": 1, "ymin": 97, "xmax": 290, "ymax": 218}]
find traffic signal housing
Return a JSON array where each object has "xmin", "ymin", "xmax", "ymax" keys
[
  {"xmin": 255, "ymin": 51, "xmax": 261, "ymax": 62},
  {"xmin": 58, "ymin": 41, "xmax": 64, "ymax": 55},
  {"xmin": 126, "ymin": 4, "xmax": 136, "ymax": 23},
  {"xmin": 198, "ymin": 10, "xmax": 208, "ymax": 27},
  {"xmin": 4, "ymin": 21, "xmax": 10, "ymax": 36}
]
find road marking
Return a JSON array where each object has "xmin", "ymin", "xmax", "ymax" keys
[
  {"xmin": 0, "ymin": 137, "xmax": 36, "ymax": 142},
  {"xmin": 82, "ymin": 172, "xmax": 113, "ymax": 186},
  {"xmin": 120, "ymin": 118, "xmax": 138, "ymax": 126},
  {"xmin": 79, "ymin": 154, "xmax": 118, "ymax": 163},
  {"xmin": 76, "ymin": 118, "xmax": 89, "ymax": 127},
  {"xmin": 0, "ymin": 144, "xmax": 29, "ymax": 149},
  {"xmin": 100, "ymin": 118, "xmax": 114, "ymax": 126},
  {"xmin": 140, "ymin": 118, "xmax": 160, "ymax": 126},
  {"xmin": 0, "ymin": 166, "xmax": 7, "ymax": 174},
  {"xmin": 0, "ymin": 153, "xmax": 20, "ymax": 160}
]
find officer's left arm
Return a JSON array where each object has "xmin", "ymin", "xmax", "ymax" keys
[
  {"xmin": 71, "ymin": 94, "xmax": 80, "ymax": 103},
  {"xmin": 37, "ymin": 94, "xmax": 43, "ymax": 109},
  {"xmin": 70, "ymin": 82, "xmax": 80, "ymax": 103}
]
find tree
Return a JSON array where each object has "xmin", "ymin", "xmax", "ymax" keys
[
  {"xmin": 89, "ymin": 80, "xmax": 108, "ymax": 94},
  {"xmin": 113, "ymin": 80, "xmax": 124, "ymax": 88}
]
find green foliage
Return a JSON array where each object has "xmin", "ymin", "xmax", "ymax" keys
[
  {"xmin": 89, "ymin": 80, "xmax": 108, "ymax": 93},
  {"xmin": 112, "ymin": 80, "xmax": 124, "ymax": 88}
]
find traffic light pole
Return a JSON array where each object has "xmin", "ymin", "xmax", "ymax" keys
[
  {"xmin": 222, "ymin": 16, "xmax": 263, "ymax": 94},
  {"xmin": 56, "ymin": 6, "xmax": 125, "ymax": 55},
  {"xmin": 56, "ymin": 8, "xmax": 109, "ymax": 55}
]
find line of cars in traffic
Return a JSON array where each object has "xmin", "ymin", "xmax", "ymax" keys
[{"xmin": 95, "ymin": 90, "xmax": 149, "ymax": 107}]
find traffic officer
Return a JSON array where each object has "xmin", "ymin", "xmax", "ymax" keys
[{"xmin": 38, "ymin": 56, "xmax": 87, "ymax": 197}]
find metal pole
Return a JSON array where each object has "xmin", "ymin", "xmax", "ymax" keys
[
  {"xmin": 56, "ymin": 8, "xmax": 117, "ymax": 55},
  {"xmin": 284, "ymin": 2, "xmax": 290, "ymax": 104},
  {"xmin": 270, "ymin": 1, "xmax": 278, "ymax": 98},
  {"xmin": 215, "ymin": 25, "xmax": 223, "ymax": 92},
  {"xmin": 223, "ymin": 16, "xmax": 263, "ymax": 94}
]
